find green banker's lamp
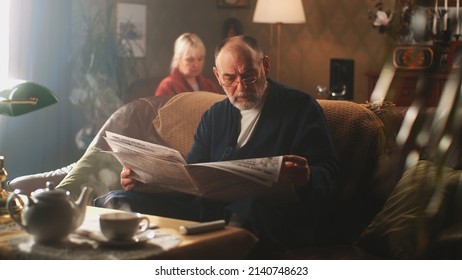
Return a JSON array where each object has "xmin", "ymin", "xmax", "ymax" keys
[
  {"xmin": 0, "ymin": 81, "xmax": 59, "ymax": 223},
  {"xmin": 0, "ymin": 81, "xmax": 59, "ymax": 116}
]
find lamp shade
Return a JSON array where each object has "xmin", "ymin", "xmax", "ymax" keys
[
  {"xmin": 0, "ymin": 81, "xmax": 59, "ymax": 116},
  {"xmin": 253, "ymin": 0, "xmax": 306, "ymax": 24}
]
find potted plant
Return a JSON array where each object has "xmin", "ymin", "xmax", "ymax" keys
[{"xmin": 70, "ymin": 1, "xmax": 147, "ymax": 149}]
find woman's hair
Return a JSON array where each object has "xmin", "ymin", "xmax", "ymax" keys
[{"xmin": 170, "ymin": 33, "xmax": 206, "ymax": 72}]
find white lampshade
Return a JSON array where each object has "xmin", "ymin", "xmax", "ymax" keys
[{"xmin": 253, "ymin": 0, "xmax": 306, "ymax": 24}]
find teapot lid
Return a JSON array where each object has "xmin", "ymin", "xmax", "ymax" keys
[
  {"xmin": 32, "ymin": 188, "xmax": 69, "ymax": 199},
  {"xmin": 31, "ymin": 182, "xmax": 69, "ymax": 200}
]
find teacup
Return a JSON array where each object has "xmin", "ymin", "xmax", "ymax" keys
[{"xmin": 99, "ymin": 212, "xmax": 150, "ymax": 241}]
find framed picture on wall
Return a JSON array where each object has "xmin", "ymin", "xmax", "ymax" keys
[
  {"xmin": 116, "ymin": 3, "xmax": 146, "ymax": 57},
  {"xmin": 447, "ymin": 41, "xmax": 462, "ymax": 70},
  {"xmin": 217, "ymin": 0, "xmax": 249, "ymax": 8}
]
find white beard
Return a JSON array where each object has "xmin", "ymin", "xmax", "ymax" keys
[{"xmin": 228, "ymin": 79, "xmax": 267, "ymax": 111}]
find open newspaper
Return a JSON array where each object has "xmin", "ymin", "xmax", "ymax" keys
[{"xmin": 104, "ymin": 131, "xmax": 298, "ymax": 203}]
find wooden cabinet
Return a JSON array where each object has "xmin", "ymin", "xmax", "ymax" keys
[{"xmin": 365, "ymin": 71, "xmax": 448, "ymax": 107}]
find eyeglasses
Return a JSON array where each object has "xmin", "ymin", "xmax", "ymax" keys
[
  {"xmin": 217, "ymin": 57, "xmax": 264, "ymax": 88},
  {"xmin": 219, "ymin": 76, "xmax": 258, "ymax": 87}
]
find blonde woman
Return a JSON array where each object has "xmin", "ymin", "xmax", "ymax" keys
[{"xmin": 154, "ymin": 33, "xmax": 217, "ymax": 96}]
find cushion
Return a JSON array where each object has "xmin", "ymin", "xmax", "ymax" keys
[
  {"xmin": 55, "ymin": 96, "xmax": 172, "ymax": 201},
  {"xmin": 357, "ymin": 160, "xmax": 462, "ymax": 259},
  {"xmin": 55, "ymin": 147, "xmax": 122, "ymax": 200},
  {"xmin": 153, "ymin": 91, "xmax": 226, "ymax": 156}
]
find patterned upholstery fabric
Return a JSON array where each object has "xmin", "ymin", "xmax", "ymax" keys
[
  {"xmin": 153, "ymin": 91, "xmax": 226, "ymax": 157},
  {"xmin": 317, "ymin": 100, "xmax": 386, "ymax": 243},
  {"xmin": 318, "ymin": 100, "xmax": 385, "ymax": 200}
]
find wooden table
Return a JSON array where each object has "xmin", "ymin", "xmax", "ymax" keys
[{"xmin": 0, "ymin": 206, "xmax": 258, "ymax": 259}]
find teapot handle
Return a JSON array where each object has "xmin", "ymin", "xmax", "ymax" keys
[{"xmin": 6, "ymin": 193, "xmax": 27, "ymax": 230}]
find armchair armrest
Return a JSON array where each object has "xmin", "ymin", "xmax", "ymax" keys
[{"xmin": 6, "ymin": 163, "xmax": 75, "ymax": 195}]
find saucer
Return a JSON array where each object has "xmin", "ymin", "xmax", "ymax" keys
[
  {"xmin": 100, "ymin": 230, "xmax": 156, "ymax": 248},
  {"xmin": 76, "ymin": 229, "xmax": 156, "ymax": 248}
]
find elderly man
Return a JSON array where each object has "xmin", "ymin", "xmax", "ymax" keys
[{"xmin": 102, "ymin": 35, "xmax": 338, "ymax": 256}]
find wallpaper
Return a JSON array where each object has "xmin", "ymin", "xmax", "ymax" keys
[{"xmin": 140, "ymin": 0, "xmax": 393, "ymax": 103}]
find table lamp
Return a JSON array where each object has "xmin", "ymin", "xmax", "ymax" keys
[
  {"xmin": 0, "ymin": 80, "xmax": 58, "ymax": 223},
  {"xmin": 0, "ymin": 81, "xmax": 59, "ymax": 116},
  {"xmin": 253, "ymin": 0, "xmax": 306, "ymax": 80}
]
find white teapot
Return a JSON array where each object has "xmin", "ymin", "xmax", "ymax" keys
[{"xmin": 7, "ymin": 182, "xmax": 92, "ymax": 243}]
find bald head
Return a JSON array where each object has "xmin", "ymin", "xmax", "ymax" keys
[{"xmin": 214, "ymin": 35, "xmax": 264, "ymax": 65}]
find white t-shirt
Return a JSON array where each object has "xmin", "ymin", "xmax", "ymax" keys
[{"xmin": 236, "ymin": 98, "xmax": 266, "ymax": 149}]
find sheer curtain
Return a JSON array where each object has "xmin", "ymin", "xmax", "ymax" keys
[
  {"xmin": 0, "ymin": 1, "xmax": 10, "ymax": 159},
  {"xmin": 0, "ymin": 1, "xmax": 9, "ymax": 80},
  {"xmin": 1, "ymin": 0, "xmax": 84, "ymax": 179}
]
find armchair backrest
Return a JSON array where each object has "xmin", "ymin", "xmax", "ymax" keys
[
  {"xmin": 153, "ymin": 91, "xmax": 226, "ymax": 156},
  {"xmin": 318, "ymin": 100, "xmax": 385, "ymax": 201},
  {"xmin": 317, "ymin": 100, "xmax": 386, "ymax": 243}
]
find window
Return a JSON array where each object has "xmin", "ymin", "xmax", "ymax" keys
[{"xmin": 0, "ymin": 0, "xmax": 10, "ymax": 82}]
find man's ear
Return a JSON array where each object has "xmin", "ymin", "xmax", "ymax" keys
[
  {"xmin": 213, "ymin": 67, "xmax": 220, "ymax": 82},
  {"xmin": 263, "ymin": 56, "xmax": 270, "ymax": 76}
]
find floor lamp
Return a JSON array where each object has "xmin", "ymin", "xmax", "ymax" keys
[{"xmin": 253, "ymin": 0, "xmax": 306, "ymax": 81}]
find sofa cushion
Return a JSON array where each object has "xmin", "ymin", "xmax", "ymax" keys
[
  {"xmin": 55, "ymin": 96, "xmax": 172, "ymax": 201},
  {"xmin": 357, "ymin": 160, "xmax": 462, "ymax": 259},
  {"xmin": 153, "ymin": 91, "xmax": 226, "ymax": 157}
]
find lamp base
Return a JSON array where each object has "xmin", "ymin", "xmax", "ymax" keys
[
  {"xmin": 0, "ymin": 189, "xmax": 12, "ymax": 224},
  {"xmin": 0, "ymin": 214, "xmax": 12, "ymax": 224},
  {"xmin": 0, "ymin": 189, "xmax": 23, "ymax": 224},
  {"xmin": 0, "ymin": 156, "xmax": 22, "ymax": 224}
]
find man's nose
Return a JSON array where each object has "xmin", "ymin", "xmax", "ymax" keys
[
  {"xmin": 235, "ymin": 77, "xmax": 249, "ymax": 89},
  {"xmin": 236, "ymin": 80, "xmax": 247, "ymax": 90}
]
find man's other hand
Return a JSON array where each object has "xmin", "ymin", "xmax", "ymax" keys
[
  {"xmin": 120, "ymin": 167, "xmax": 138, "ymax": 191},
  {"xmin": 278, "ymin": 155, "xmax": 311, "ymax": 188}
]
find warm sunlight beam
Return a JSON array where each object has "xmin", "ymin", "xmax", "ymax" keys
[{"xmin": 0, "ymin": 0, "xmax": 10, "ymax": 83}]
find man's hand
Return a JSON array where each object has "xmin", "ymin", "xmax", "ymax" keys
[
  {"xmin": 278, "ymin": 155, "xmax": 311, "ymax": 188},
  {"xmin": 120, "ymin": 167, "xmax": 138, "ymax": 191}
]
